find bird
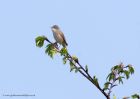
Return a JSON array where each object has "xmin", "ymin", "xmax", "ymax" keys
[{"xmin": 51, "ymin": 25, "xmax": 68, "ymax": 47}]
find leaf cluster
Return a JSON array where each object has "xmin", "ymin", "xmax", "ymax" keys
[
  {"xmin": 103, "ymin": 63, "xmax": 135, "ymax": 95},
  {"xmin": 35, "ymin": 35, "xmax": 138, "ymax": 99},
  {"xmin": 131, "ymin": 94, "xmax": 140, "ymax": 99},
  {"xmin": 35, "ymin": 36, "xmax": 47, "ymax": 47}
]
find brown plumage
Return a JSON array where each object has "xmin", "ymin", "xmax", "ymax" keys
[{"xmin": 51, "ymin": 25, "xmax": 68, "ymax": 47}]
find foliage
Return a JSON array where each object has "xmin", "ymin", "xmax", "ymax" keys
[
  {"xmin": 45, "ymin": 44, "xmax": 57, "ymax": 58},
  {"xmin": 131, "ymin": 94, "xmax": 140, "ymax": 99},
  {"xmin": 35, "ymin": 35, "xmax": 139, "ymax": 99},
  {"xmin": 35, "ymin": 36, "xmax": 47, "ymax": 47},
  {"xmin": 103, "ymin": 63, "xmax": 135, "ymax": 97}
]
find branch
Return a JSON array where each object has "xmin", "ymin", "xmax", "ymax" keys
[
  {"xmin": 35, "ymin": 35, "xmax": 136, "ymax": 99},
  {"xmin": 43, "ymin": 37, "xmax": 109, "ymax": 99},
  {"xmin": 104, "ymin": 63, "xmax": 135, "ymax": 98}
]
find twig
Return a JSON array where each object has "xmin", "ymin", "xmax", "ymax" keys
[{"xmin": 44, "ymin": 38, "xmax": 109, "ymax": 99}]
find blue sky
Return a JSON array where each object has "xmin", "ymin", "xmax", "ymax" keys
[{"xmin": 0, "ymin": 0, "xmax": 140, "ymax": 99}]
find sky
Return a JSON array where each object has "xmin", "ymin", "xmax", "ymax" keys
[{"xmin": 0, "ymin": 0, "xmax": 140, "ymax": 99}]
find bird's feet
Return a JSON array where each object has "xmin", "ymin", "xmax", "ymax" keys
[{"xmin": 53, "ymin": 42, "xmax": 59, "ymax": 50}]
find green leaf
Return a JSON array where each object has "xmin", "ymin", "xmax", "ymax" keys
[
  {"xmin": 93, "ymin": 76, "xmax": 99, "ymax": 86},
  {"xmin": 75, "ymin": 67, "xmax": 81, "ymax": 73},
  {"xmin": 45, "ymin": 44, "xmax": 57, "ymax": 58},
  {"xmin": 112, "ymin": 65, "xmax": 119, "ymax": 70},
  {"xmin": 131, "ymin": 94, "xmax": 140, "ymax": 99},
  {"xmin": 70, "ymin": 61, "xmax": 74, "ymax": 66},
  {"xmin": 72, "ymin": 55, "xmax": 78, "ymax": 62},
  {"xmin": 70, "ymin": 66, "xmax": 75, "ymax": 72},
  {"xmin": 106, "ymin": 73, "xmax": 112, "ymax": 80},
  {"xmin": 69, "ymin": 61, "xmax": 75, "ymax": 72},
  {"xmin": 45, "ymin": 44, "xmax": 52, "ymax": 52},
  {"xmin": 112, "ymin": 65, "xmax": 123, "ymax": 74},
  {"xmin": 103, "ymin": 82, "xmax": 110, "ymax": 91},
  {"xmin": 60, "ymin": 47, "xmax": 68, "ymax": 56},
  {"xmin": 118, "ymin": 76, "xmax": 124, "ymax": 84},
  {"xmin": 124, "ymin": 70, "xmax": 130, "ymax": 79},
  {"xmin": 85, "ymin": 65, "xmax": 88, "ymax": 73},
  {"xmin": 63, "ymin": 56, "xmax": 68, "ymax": 64},
  {"xmin": 108, "ymin": 73, "xmax": 115, "ymax": 81},
  {"xmin": 35, "ymin": 36, "xmax": 46, "ymax": 47},
  {"xmin": 111, "ymin": 64, "xmax": 124, "ymax": 74},
  {"xmin": 128, "ymin": 65, "xmax": 134, "ymax": 74}
]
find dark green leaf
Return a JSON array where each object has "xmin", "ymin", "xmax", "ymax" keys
[
  {"xmin": 35, "ymin": 36, "xmax": 47, "ymax": 47},
  {"xmin": 60, "ymin": 47, "xmax": 68, "ymax": 56},
  {"xmin": 69, "ymin": 61, "xmax": 75, "ymax": 72},
  {"xmin": 63, "ymin": 56, "xmax": 68, "ymax": 64},
  {"xmin": 118, "ymin": 76, "xmax": 124, "ymax": 84},
  {"xmin": 113, "ymin": 65, "xmax": 123, "ymax": 74},
  {"xmin": 75, "ymin": 67, "xmax": 81, "ymax": 73},
  {"xmin": 112, "ymin": 65, "xmax": 119, "ymax": 70},
  {"xmin": 109, "ymin": 73, "xmax": 115, "ymax": 81},
  {"xmin": 124, "ymin": 70, "xmax": 130, "ymax": 79},
  {"xmin": 106, "ymin": 73, "xmax": 112, "ymax": 80},
  {"xmin": 131, "ymin": 94, "xmax": 140, "ymax": 99},
  {"xmin": 85, "ymin": 65, "xmax": 88, "ymax": 73},
  {"xmin": 45, "ymin": 44, "xmax": 52, "ymax": 53},
  {"xmin": 93, "ymin": 76, "xmax": 99, "ymax": 86},
  {"xmin": 70, "ymin": 66, "xmax": 75, "ymax": 72},
  {"xmin": 103, "ymin": 82, "xmax": 110, "ymax": 91},
  {"xmin": 70, "ymin": 61, "xmax": 74, "ymax": 66},
  {"xmin": 128, "ymin": 66, "xmax": 134, "ymax": 74},
  {"xmin": 45, "ymin": 44, "xmax": 57, "ymax": 58}
]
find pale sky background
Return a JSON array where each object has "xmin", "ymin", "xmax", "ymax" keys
[{"xmin": 0, "ymin": 0, "xmax": 140, "ymax": 99}]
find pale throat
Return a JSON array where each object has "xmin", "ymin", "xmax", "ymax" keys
[{"xmin": 52, "ymin": 28, "xmax": 59, "ymax": 32}]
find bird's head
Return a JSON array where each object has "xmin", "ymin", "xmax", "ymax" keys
[{"xmin": 51, "ymin": 25, "xmax": 59, "ymax": 30}]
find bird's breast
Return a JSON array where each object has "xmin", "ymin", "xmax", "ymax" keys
[{"xmin": 52, "ymin": 29, "xmax": 63, "ymax": 44}]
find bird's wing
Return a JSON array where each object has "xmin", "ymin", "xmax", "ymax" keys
[{"xmin": 59, "ymin": 30, "xmax": 68, "ymax": 46}]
